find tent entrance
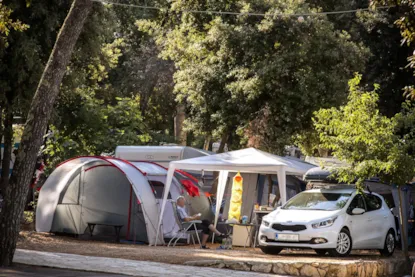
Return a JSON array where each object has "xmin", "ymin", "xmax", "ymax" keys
[
  {"xmin": 127, "ymin": 192, "xmax": 148, "ymax": 243},
  {"xmin": 51, "ymin": 164, "xmax": 149, "ymax": 243}
]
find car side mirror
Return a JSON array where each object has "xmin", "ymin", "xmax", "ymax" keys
[{"xmin": 352, "ymin": 208, "xmax": 365, "ymax": 215}]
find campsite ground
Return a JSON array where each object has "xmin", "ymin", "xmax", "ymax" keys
[
  {"xmin": 16, "ymin": 232, "xmax": 412, "ymax": 276},
  {"xmin": 16, "ymin": 231, "xmax": 398, "ymax": 264},
  {"xmin": 0, "ymin": 264, "xmax": 128, "ymax": 277}
]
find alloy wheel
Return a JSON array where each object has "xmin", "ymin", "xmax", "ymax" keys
[
  {"xmin": 386, "ymin": 233, "xmax": 394, "ymax": 253},
  {"xmin": 336, "ymin": 232, "xmax": 351, "ymax": 254}
]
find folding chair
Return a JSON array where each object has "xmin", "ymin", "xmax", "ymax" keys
[{"xmin": 168, "ymin": 201, "xmax": 203, "ymax": 247}]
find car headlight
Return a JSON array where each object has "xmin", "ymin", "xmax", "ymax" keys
[
  {"xmin": 311, "ymin": 217, "xmax": 337, "ymax": 229},
  {"xmin": 262, "ymin": 220, "xmax": 270, "ymax": 227}
]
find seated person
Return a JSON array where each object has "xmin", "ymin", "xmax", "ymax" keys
[{"xmin": 176, "ymin": 196, "xmax": 227, "ymax": 249}]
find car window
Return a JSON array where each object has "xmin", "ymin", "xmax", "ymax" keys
[
  {"xmin": 282, "ymin": 192, "xmax": 351, "ymax": 211},
  {"xmin": 365, "ymin": 194, "xmax": 382, "ymax": 211},
  {"xmin": 347, "ymin": 194, "xmax": 366, "ymax": 214}
]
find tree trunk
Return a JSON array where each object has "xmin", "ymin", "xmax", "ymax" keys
[
  {"xmin": 217, "ymin": 131, "xmax": 229, "ymax": 153},
  {"xmin": 203, "ymin": 134, "xmax": 211, "ymax": 151},
  {"xmin": 174, "ymin": 104, "xmax": 186, "ymax": 146},
  {"xmin": 209, "ymin": 132, "xmax": 230, "ymax": 195},
  {"xmin": 209, "ymin": 171, "xmax": 219, "ymax": 196},
  {"xmin": 398, "ymin": 187, "xmax": 411, "ymax": 270},
  {"xmin": 0, "ymin": 0, "xmax": 93, "ymax": 266},
  {"xmin": 0, "ymin": 102, "xmax": 3, "ymax": 174},
  {"xmin": 0, "ymin": 103, "xmax": 13, "ymax": 191}
]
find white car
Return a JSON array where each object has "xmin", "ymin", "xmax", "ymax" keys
[{"xmin": 258, "ymin": 188, "xmax": 396, "ymax": 257}]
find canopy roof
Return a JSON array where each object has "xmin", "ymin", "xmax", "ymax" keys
[
  {"xmin": 168, "ymin": 148, "xmax": 315, "ymax": 175},
  {"xmin": 154, "ymin": 148, "xmax": 316, "ymax": 245}
]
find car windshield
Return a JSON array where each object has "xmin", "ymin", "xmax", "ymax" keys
[{"xmin": 282, "ymin": 192, "xmax": 352, "ymax": 211}]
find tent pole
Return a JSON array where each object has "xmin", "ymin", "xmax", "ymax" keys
[
  {"xmin": 126, "ymin": 185, "xmax": 133, "ymax": 240},
  {"xmin": 155, "ymin": 166, "xmax": 175, "ymax": 246},
  {"xmin": 267, "ymin": 174, "xmax": 273, "ymax": 206},
  {"xmin": 277, "ymin": 167, "xmax": 287, "ymax": 204},
  {"xmin": 78, "ymin": 165, "xmax": 85, "ymax": 235},
  {"xmin": 212, "ymin": 170, "xmax": 228, "ymax": 243}
]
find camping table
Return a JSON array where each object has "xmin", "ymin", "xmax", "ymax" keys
[
  {"xmin": 87, "ymin": 223, "xmax": 123, "ymax": 243},
  {"xmin": 233, "ymin": 223, "xmax": 258, "ymax": 248},
  {"xmin": 217, "ymin": 222, "xmax": 258, "ymax": 248}
]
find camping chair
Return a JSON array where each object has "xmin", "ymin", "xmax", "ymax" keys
[{"xmin": 168, "ymin": 201, "xmax": 202, "ymax": 247}]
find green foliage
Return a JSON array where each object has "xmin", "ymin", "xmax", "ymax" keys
[
  {"xmin": 295, "ymin": 1, "xmax": 415, "ymax": 155},
  {"xmin": 45, "ymin": 95, "xmax": 151, "ymax": 167},
  {"xmin": 139, "ymin": 0, "xmax": 368, "ymax": 153},
  {"xmin": 0, "ymin": 2, "xmax": 28, "ymax": 47},
  {"xmin": 0, "ymin": 0, "xmax": 74, "ymax": 116},
  {"xmin": 371, "ymin": 0, "xmax": 415, "ymax": 100},
  {"xmin": 45, "ymin": 5, "xmax": 176, "ymax": 167},
  {"xmin": 313, "ymin": 74, "xmax": 415, "ymax": 187},
  {"xmin": 309, "ymin": 0, "xmax": 415, "ymax": 117},
  {"xmin": 294, "ymin": 130, "xmax": 324, "ymax": 157}
]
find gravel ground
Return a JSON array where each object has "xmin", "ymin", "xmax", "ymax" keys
[{"xmin": 16, "ymin": 231, "xmax": 402, "ymax": 265}]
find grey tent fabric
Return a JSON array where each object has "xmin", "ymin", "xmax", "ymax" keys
[
  {"xmin": 37, "ymin": 157, "xmax": 159, "ymax": 243},
  {"xmin": 37, "ymin": 156, "xmax": 212, "ymax": 245}
]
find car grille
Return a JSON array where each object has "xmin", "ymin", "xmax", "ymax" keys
[
  {"xmin": 265, "ymin": 238, "xmax": 311, "ymax": 244},
  {"xmin": 272, "ymin": 223, "xmax": 307, "ymax": 232}
]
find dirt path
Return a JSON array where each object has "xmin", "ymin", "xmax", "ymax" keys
[{"xmin": 17, "ymin": 232, "xmax": 394, "ymax": 266}]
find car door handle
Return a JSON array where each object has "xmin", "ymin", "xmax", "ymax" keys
[{"xmin": 368, "ymin": 218, "xmax": 372, "ymax": 222}]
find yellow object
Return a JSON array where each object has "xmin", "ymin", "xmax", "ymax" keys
[{"xmin": 228, "ymin": 172, "xmax": 243, "ymax": 222}]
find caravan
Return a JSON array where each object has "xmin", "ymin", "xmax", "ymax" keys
[{"xmin": 115, "ymin": 146, "xmax": 211, "ymax": 168}]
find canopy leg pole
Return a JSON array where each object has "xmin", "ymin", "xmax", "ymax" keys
[
  {"xmin": 277, "ymin": 167, "xmax": 287, "ymax": 204},
  {"xmin": 212, "ymin": 170, "xmax": 228, "ymax": 243},
  {"xmin": 155, "ymin": 167, "xmax": 175, "ymax": 246}
]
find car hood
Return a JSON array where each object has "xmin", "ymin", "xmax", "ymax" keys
[{"xmin": 265, "ymin": 209, "xmax": 341, "ymax": 224}]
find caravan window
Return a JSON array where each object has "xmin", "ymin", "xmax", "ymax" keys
[{"xmin": 149, "ymin": 181, "xmax": 171, "ymax": 199}]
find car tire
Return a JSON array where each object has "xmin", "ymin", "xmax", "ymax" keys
[
  {"xmin": 314, "ymin": 249, "xmax": 327, "ymax": 256},
  {"xmin": 379, "ymin": 229, "xmax": 395, "ymax": 257},
  {"xmin": 329, "ymin": 228, "xmax": 352, "ymax": 257},
  {"xmin": 260, "ymin": 246, "xmax": 283, "ymax": 255}
]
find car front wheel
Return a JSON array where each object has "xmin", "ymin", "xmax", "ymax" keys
[
  {"xmin": 379, "ymin": 230, "xmax": 395, "ymax": 257},
  {"xmin": 260, "ymin": 246, "xmax": 283, "ymax": 255},
  {"xmin": 329, "ymin": 228, "xmax": 352, "ymax": 257}
]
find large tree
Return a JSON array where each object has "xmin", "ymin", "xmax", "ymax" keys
[
  {"xmin": 138, "ymin": 0, "xmax": 368, "ymax": 153},
  {"xmin": 0, "ymin": 0, "xmax": 93, "ymax": 266},
  {"xmin": 296, "ymin": 1, "xmax": 415, "ymax": 156},
  {"xmin": 313, "ymin": 74, "xmax": 415, "ymax": 265},
  {"xmin": 308, "ymin": 0, "xmax": 415, "ymax": 116},
  {"xmin": 45, "ymin": 7, "xmax": 177, "ymax": 167},
  {"xmin": 372, "ymin": 0, "xmax": 415, "ymax": 100},
  {"xmin": 0, "ymin": 1, "xmax": 28, "ymax": 190}
]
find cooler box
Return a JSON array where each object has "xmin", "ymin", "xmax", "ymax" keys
[{"xmin": 232, "ymin": 225, "xmax": 253, "ymax": 247}]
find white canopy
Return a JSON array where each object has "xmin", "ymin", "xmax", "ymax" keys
[{"xmin": 155, "ymin": 148, "xmax": 316, "ymax": 245}]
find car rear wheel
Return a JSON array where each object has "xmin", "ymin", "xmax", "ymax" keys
[
  {"xmin": 260, "ymin": 246, "xmax": 283, "ymax": 255},
  {"xmin": 329, "ymin": 228, "xmax": 352, "ymax": 257},
  {"xmin": 379, "ymin": 230, "xmax": 395, "ymax": 257},
  {"xmin": 314, "ymin": 249, "xmax": 327, "ymax": 256}
]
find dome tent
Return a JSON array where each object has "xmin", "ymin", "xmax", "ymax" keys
[{"xmin": 36, "ymin": 156, "xmax": 209, "ymax": 244}]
